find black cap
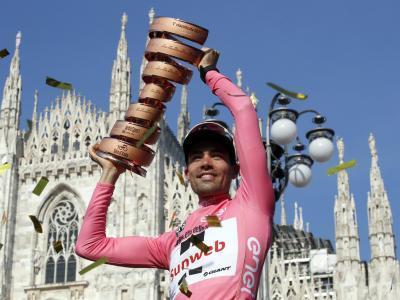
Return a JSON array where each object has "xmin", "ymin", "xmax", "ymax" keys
[{"xmin": 183, "ymin": 120, "xmax": 236, "ymax": 165}]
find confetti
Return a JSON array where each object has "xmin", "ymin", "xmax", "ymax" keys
[
  {"xmin": 169, "ymin": 211, "xmax": 177, "ymax": 229},
  {"xmin": 135, "ymin": 123, "xmax": 158, "ymax": 148},
  {"xmin": 53, "ymin": 240, "xmax": 63, "ymax": 253},
  {"xmin": 179, "ymin": 277, "xmax": 192, "ymax": 298},
  {"xmin": 0, "ymin": 49, "xmax": 9, "ymax": 58},
  {"xmin": 32, "ymin": 177, "xmax": 49, "ymax": 196},
  {"xmin": 0, "ymin": 163, "xmax": 11, "ymax": 174},
  {"xmin": 176, "ymin": 170, "xmax": 185, "ymax": 185},
  {"xmin": 190, "ymin": 235, "xmax": 210, "ymax": 253},
  {"xmin": 29, "ymin": 215, "xmax": 43, "ymax": 233},
  {"xmin": 327, "ymin": 159, "xmax": 356, "ymax": 176},
  {"xmin": 1, "ymin": 211, "xmax": 7, "ymax": 225},
  {"xmin": 267, "ymin": 82, "xmax": 307, "ymax": 100},
  {"xmin": 206, "ymin": 215, "xmax": 221, "ymax": 227},
  {"xmin": 79, "ymin": 257, "xmax": 108, "ymax": 275},
  {"xmin": 45, "ymin": 77, "xmax": 73, "ymax": 90}
]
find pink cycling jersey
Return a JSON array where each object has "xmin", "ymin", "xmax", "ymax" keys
[{"xmin": 76, "ymin": 70, "xmax": 275, "ymax": 299}]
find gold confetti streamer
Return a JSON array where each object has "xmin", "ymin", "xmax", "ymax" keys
[
  {"xmin": 206, "ymin": 215, "xmax": 221, "ymax": 227},
  {"xmin": 53, "ymin": 240, "xmax": 63, "ymax": 253},
  {"xmin": 0, "ymin": 163, "xmax": 11, "ymax": 174},
  {"xmin": 327, "ymin": 159, "xmax": 356, "ymax": 176},
  {"xmin": 29, "ymin": 215, "xmax": 43, "ymax": 233},
  {"xmin": 176, "ymin": 170, "xmax": 185, "ymax": 185},
  {"xmin": 179, "ymin": 278, "xmax": 192, "ymax": 298},
  {"xmin": 190, "ymin": 235, "xmax": 210, "ymax": 253},
  {"xmin": 1, "ymin": 211, "xmax": 7, "ymax": 225},
  {"xmin": 169, "ymin": 211, "xmax": 177, "ymax": 229},
  {"xmin": 32, "ymin": 177, "xmax": 49, "ymax": 196},
  {"xmin": 267, "ymin": 82, "xmax": 307, "ymax": 100},
  {"xmin": 79, "ymin": 257, "xmax": 108, "ymax": 275},
  {"xmin": 45, "ymin": 77, "xmax": 73, "ymax": 90},
  {"xmin": 135, "ymin": 123, "xmax": 158, "ymax": 148},
  {"xmin": 0, "ymin": 49, "xmax": 9, "ymax": 58}
]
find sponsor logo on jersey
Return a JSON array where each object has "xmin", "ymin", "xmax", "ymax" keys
[
  {"xmin": 169, "ymin": 218, "xmax": 238, "ymax": 300},
  {"xmin": 170, "ymin": 239, "xmax": 226, "ymax": 279},
  {"xmin": 204, "ymin": 265, "xmax": 231, "ymax": 277},
  {"xmin": 240, "ymin": 236, "xmax": 261, "ymax": 298}
]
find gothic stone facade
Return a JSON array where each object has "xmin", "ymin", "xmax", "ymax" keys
[{"xmin": 0, "ymin": 11, "xmax": 196, "ymax": 300}]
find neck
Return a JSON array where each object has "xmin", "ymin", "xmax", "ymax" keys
[{"xmin": 199, "ymin": 192, "xmax": 230, "ymax": 207}]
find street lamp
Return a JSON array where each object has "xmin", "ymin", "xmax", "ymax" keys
[
  {"xmin": 266, "ymin": 83, "xmax": 335, "ymax": 200},
  {"xmin": 203, "ymin": 83, "xmax": 335, "ymax": 201},
  {"xmin": 203, "ymin": 102, "xmax": 227, "ymax": 119}
]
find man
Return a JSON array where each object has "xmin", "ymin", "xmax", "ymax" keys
[{"xmin": 76, "ymin": 48, "xmax": 275, "ymax": 299}]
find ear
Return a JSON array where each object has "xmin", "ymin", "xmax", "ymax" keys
[
  {"xmin": 184, "ymin": 167, "xmax": 189, "ymax": 178},
  {"xmin": 231, "ymin": 163, "xmax": 240, "ymax": 179}
]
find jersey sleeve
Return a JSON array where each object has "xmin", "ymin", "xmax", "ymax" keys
[
  {"xmin": 205, "ymin": 70, "xmax": 275, "ymax": 217},
  {"xmin": 75, "ymin": 183, "xmax": 174, "ymax": 270}
]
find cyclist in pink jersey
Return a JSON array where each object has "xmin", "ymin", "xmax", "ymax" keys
[{"xmin": 76, "ymin": 49, "xmax": 275, "ymax": 299}]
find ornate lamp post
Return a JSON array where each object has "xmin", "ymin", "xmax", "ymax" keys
[{"xmin": 266, "ymin": 84, "xmax": 335, "ymax": 200}]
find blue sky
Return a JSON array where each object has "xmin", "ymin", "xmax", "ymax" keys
[{"xmin": 1, "ymin": 0, "xmax": 399, "ymax": 261}]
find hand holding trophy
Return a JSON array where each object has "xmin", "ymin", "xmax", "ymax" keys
[{"xmin": 95, "ymin": 17, "xmax": 210, "ymax": 177}]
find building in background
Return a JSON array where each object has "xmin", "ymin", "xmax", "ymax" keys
[
  {"xmin": 0, "ymin": 9, "xmax": 196, "ymax": 300},
  {"xmin": 0, "ymin": 8, "xmax": 399, "ymax": 300}
]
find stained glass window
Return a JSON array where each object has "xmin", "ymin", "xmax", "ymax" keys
[{"xmin": 44, "ymin": 199, "xmax": 79, "ymax": 284}]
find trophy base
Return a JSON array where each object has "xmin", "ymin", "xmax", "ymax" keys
[{"xmin": 96, "ymin": 150, "xmax": 147, "ymax": 177}]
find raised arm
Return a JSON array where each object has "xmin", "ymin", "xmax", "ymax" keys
[
  {"xmin": 199, "ymin": 50, "xmax": 275, "ymax": 216},
  {"xmin": 75, "ymin": 145, "xmax": 174, "ymax": 269},
  {"xmin": 75, "ymin": 182, "xmax": 172, "ymax": 269}
]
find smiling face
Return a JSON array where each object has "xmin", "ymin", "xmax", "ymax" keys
[{"xmin": 185, "ymin": 137, "xmax": 239, "ymax": 199}]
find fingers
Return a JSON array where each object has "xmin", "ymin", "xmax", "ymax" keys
[
  {"xmin": 201, "ymin": 47, "xmax": 219, "ymax": 55},
  {"xmin": 88, "ymin": 144, "xmax": 99, "ymax": 163}
]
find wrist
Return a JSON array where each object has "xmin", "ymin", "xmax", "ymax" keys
[
  {"xmin": 199, "ymin": 65, "xmax": 219, "ymax": 83},
  {"xmin": 99, "ymin": 168, "xmax": 121, "ymax": 185}
]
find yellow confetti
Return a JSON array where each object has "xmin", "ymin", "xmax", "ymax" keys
[
  {"xmin": 32, "ymin": 177, "xmax": 49, "ymax": 196},
  {"xmin": 267, "ymin": 82, "xmax": 308, "ymax": 100},
  {"xmin": 190, "ymin": 235, "xmax": 210, "ymax": 253},
  {"xmin": 29, "ymin": 215, "xmax": 43, "ymax": 233},
  {"xmin": 169, "ymin": 211, "xmax": 177, "ymax": 229},
  {"xmin": 53, "ymin": 240, "xmax": 63, "ymax": 253},
  {"xmin": 179, "ymin": 278, "xmax": 192, "ymax": 298},
  {"xmin": 327, "ymin": 159, "xmax": 356, "ymax": 176},
  {"xmin": 176, "ymin": 170, "xmax": 185, "ymax": 185},
  {"xmin": 0, "ymin": 163, "xmax": 11, "ymax": 174},
  {"xmin": 79, "ymin": 257, "xmax": 108, "ymax": 275},
  {"xmin": 0, "ymin": 49, "xmax": 9, "ymax": 59},
  {"xmin": 135, "ymin": 123, "xmax": 158, "ymax": 148},
  {"xmin": 206, "ymin": 215, "xmax": 221, "ymax": 227},
  {"xmin": 46, "ymin": 76, "xmax": 73, "ymax": 90},
  {"xmin": 1, "ymin": 211, "xmax": 7, "ymax": 225}
]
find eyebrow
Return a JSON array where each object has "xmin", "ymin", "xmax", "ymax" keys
[{"xmin": 188, "ymin": 148, "xmax": 226, "ymax": 156}]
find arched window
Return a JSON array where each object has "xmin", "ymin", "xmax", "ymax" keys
[
  {"xmin": 45, "ymin": 199, "xmax": 79, "ymax": 284},
  {"xmin": 62, "ymin": 132, "xmax": 70, "ymax": 152},
  {"xmin": 45, "ymin": 257, "xmax": 55, "ymax": 284},
  {"xmin": 62, "ymin": 120, "xmax": 70, "ymax": 152},
  {"xmin": 73, "ymin": 140, "xmax": 80, "ymax": 151},
  {"xmin": 67, "ymin": 256, "xmax": 77, "ymax": 282},
  {"xmin": 56, "ymin": 256, "xmax": 66, "ymax": 283},
  {"xmin": 51, "ymin": 132, "xmax": 59, "ymax": 154}
]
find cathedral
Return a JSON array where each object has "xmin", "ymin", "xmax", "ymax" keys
[
  {"xmin": 261, "ymin": 136, "xmax": 400, "ymax": 299},
  {"xmin": 0, "ymin": 8, "xmax": 399, "ymax": 300}
]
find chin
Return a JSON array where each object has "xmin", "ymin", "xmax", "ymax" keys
[{"xmin": 195, "ymin": 187, "xmax": 219, "ymax": 197}]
